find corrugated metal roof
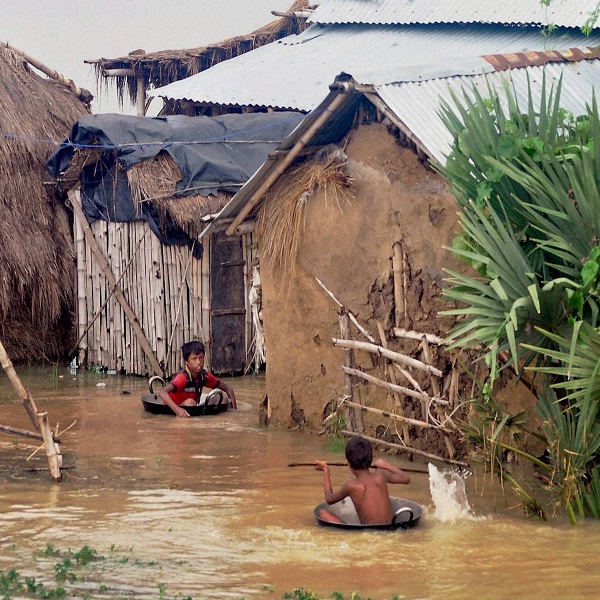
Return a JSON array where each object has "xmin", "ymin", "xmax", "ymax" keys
[
  {"xmin": 309, "ymin": 0, "xmax": 600, "ymax": 29},
  {"xmin": 202, "ymin": 58, "xmax": 600, "ymax": 235},
  {"xmin": 375, "ymin": 59, "xmax": 600, "ymax": 164},
  {"xmin": 148, "ymin": 23, "xmax": 600, "ymax": 111}
]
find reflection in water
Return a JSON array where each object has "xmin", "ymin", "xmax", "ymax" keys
[{"xmin": 1, "ymin": 367, "xmax": 600, "ymax": 598}]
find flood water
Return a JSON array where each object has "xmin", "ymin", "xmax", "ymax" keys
[{"xmin": 1, "ymin": 366, "xmax": 600, "ymax": 599}]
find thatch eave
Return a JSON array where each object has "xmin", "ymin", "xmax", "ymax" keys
[{"xmin": 86, "ymin": 1, "xmax": 314, "ymax": 107}]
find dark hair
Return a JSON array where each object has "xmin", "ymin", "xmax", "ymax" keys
[
  {"xmin": 345, "ymin": 437, "xmax": 373, "ymax": 470},
  {"xmin": 181, "ymin": 341, "xmax": 205, "ymax": 360}
]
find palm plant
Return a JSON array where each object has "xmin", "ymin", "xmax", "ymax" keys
[{"xmin": 435, "ymin": 72, "xmax": 600, "ymax": 521}]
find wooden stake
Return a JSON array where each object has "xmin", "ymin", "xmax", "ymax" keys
[
  {"xmin": 36, "ymin": 412, "xmax": 62, "ymax": 481},
  {"xmin": 0, "ymin": 339, "xmax": 63, "ymax": 480}
]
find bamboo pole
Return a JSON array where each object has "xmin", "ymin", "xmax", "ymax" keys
[
  {"xmin": 392, "ymin": 242, "xmax": 405, "ymax": 328},
  {"xmin": 343, "ymin": 400, "xmax": 454, "ymax": 434},
  {"xmin": 0, "ymin": 340, "xmax": 40, "ymax": 431},
  {"xmin": 75, "ymin": 211, "xmax": 87, "ymax": 366},
  {"xmin": 68, "ymin": 189, "xmax": 163, "ymax": 376},
  {"xmin": 377, "ymin": 322, "xmax": 410, "ymax": 442},
  {"xmin": 333, "ymin": 338, "xmax": 443, "ymax": 377},
  {"xmin": 1, "ymin": 40, "xmax": 89, "ymax": 100},
  {"xmin": 225, "ymin": 89, "xmax": 350, "ymax": 235},
  {"xmin": 341, "ymin": 366, "xmax": 447, "ymax": 404},
  {"xmin": 394, "ymin": 328, "xmax": 447, "ymax": 346},
  {"xmin": 339, "ymin": 310, "xmax": 364, "ymax": 433},
  {"xmin": 341, "ymin": 431, "xmax": 468, "ymax": 468},
  {"xmin": 201, "ymin": 237, "xmax": 212, "ymax": 369}
]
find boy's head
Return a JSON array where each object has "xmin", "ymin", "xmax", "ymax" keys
[
  {"xmin": 345, "ymin": 437, "xmax": 373, "ymax": 470},
  {"xmin": 181, "ymin": 341, "xmax": 205, "ymax": 361}
]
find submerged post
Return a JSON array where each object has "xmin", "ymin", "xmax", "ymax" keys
[{"xmin": 0, "ymin": 339, "xmax": 63, "ymax": 480}]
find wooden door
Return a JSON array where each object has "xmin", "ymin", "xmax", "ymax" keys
[{"xmin": 209, "ymin": 230, "xmax": 246, "ymax": 373}]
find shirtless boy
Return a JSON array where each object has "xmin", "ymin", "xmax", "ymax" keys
[{"xmin": 314, "ymin": 436, "xmax": 410, "ymax": 525}]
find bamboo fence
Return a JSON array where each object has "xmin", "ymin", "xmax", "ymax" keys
[{"xmin": 317, "ymin": 277, "xmax": 465, "ymax": 468}]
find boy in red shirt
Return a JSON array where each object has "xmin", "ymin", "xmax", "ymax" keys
[{"xmin": 158, "ymin": 341, "xmax": 237, "ymax": 418}]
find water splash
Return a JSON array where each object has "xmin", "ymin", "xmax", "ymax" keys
[{"xmin": 428, "ymin": 463, "xmax": 477, "ymax": 522}]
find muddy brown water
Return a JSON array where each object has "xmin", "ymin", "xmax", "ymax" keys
[{"xmin": 1, "ymin": 367, "xmax": 600, "ymax": 599}]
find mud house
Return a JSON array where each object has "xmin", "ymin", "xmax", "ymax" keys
[
  {"xmin": 0, "ymin": 42, "xmax": 91, "ymax": 363},
  {"xmin": 145, "ymin": 0, "xmax": 600, "ymax": 462}
]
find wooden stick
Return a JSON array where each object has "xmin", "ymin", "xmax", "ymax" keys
[
  {"xmin": 316, "ymin": 277, "xmax": 375, "ymax": 343},
  {"xmin": 341, "ymin": 430, "xmax": 469, "ymax": 468},
  {"xmin": 287, "ymin": 461, "xmax": 429, "ymax": 474},
  {"xmin": 394, "ymin": 327, "xmax": 448, "ymax": 346},
  {"xmin": 333, "ymin": 338, "xmax": 443, "ymax": 377},
  {"xmin": 341, "ymin": 365, "xmax": 448, "ymax": 404},
  {"xmin": 344, "ymin": 399, "xmax": 454, "ymax": 434},
  {"xmin": 0, "ymin": 424, "xmax": 44, "ymax": 441},
  {"xmin": 339, "ymin": 310, "xmax": 364, "ymax": 433}
]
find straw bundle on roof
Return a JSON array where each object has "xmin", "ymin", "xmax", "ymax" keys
[
  {"xmin": 89, "ymin": 1, "xmax": 314, "ymax": 108},
  {"xmin": 256, "ymin": 151, "xmax": 354, "ymax": 287},
  {"xmin": 127, "ymin": 153, "xmax": 230, "ymax": 237},
  {"xmin": 0, "ymin": 44, "xmax": 89, "ymax": 361}
]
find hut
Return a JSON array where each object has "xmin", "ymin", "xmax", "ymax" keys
[
  {"xmin": 86, "ymin": 0, "xmax": 314, "ymax": 116},
  {"xmin": 0, "ymin": 42, "xmax": 91, "ymax": 363},
  {"xmin": 164, "ymin": 0, "xmax": 600, "ymax": 462},
  {"xmin": 46, "ymin": 111, "xmax": 305, "ymax": 376}
]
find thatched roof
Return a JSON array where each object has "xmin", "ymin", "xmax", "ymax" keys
[
  {"xmin": 0, "ymin": 44, "xmax": 90, "ymax": 362},
  {"xmin": 87, "ymin": 0, "xmax": 314, "ymax": 108}
]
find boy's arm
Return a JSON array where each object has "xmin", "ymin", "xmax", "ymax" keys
[
  {"xmin": 217, "ymin": 380, "xmax": 237, "ymax": 409},
  {"xmin": 314, "ymin": 460, "xmax": 350, "ymax": 504},
  {"xmin": 157, "ymin": 384, "xmax": 190, "ymax": 418},
  {"xmin": 372, "ymin": 458, "xmax": 410, "ymax": 484}
]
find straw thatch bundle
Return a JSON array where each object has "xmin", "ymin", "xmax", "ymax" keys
[
  {"xmin": 0, "ymin": 44, "xmax": 89, "ymax": 361},
  {"xmin": 256, "ymin": 150, "xmax": 354, "ymax": 287},
  {"xmin": 89, "ymin": 1, "xmax": 314, "ymax": 109},
  {"xmin": 127, "ymin": 153, "xmax": 230, "ymax": 238}
]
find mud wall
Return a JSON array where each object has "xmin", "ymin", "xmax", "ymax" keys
[{"xmin": 261, "ymin": 122, "xmax": 466, "ymax": 435}]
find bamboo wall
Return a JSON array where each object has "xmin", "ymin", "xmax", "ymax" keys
[
  {"xmin": 74, "ymin": 208, "xmax": 260, "ymax": 377},
  {"xmin": 76, "ymin": 219, "xmax": 208, "ymax": 376}
]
